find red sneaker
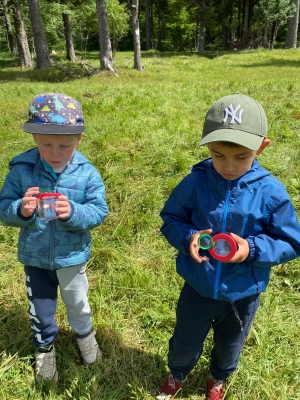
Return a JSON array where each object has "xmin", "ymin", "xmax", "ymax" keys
[
  {"xmin": 156, "ymin": 371, "xmax": 186, "ymax": 399},
  {"xmin": 206, "ymin": 378, "xmax": 225, "ymax": 400}
]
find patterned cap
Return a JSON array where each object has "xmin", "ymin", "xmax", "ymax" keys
[
  {"xmin": 23, "ymin": 92, "xmax": 85, "ymax": 134},
  {"xmin": 200, "ymin": 93, "xmax": 268, "ymax": 150}
]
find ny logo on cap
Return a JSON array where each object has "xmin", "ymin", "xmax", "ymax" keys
[{"xmin": 223, "ymin": 104, "xmax": 244, "ymax": 124}]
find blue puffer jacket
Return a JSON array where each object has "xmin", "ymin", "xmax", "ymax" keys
[
  {"xmin": 0, "ymin": 147, "xmax": 108, "ymax": 269},
  {"xmin": 160, "ymin": 158, "xmax": 300, "ymax": 302}
]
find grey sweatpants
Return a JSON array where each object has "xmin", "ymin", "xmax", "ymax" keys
[{"xmin": 25, "ymin": 264, "xmax": 93, "ymax": 347}]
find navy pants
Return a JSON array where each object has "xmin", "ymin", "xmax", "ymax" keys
[{"xmin": 168, "ymin": 282, "xmax": 260, "ymax": 381}]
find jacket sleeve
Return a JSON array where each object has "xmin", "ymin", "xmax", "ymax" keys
[
  {"xmin": 160, "ymin": 177, "xmax": 199, "ymax": 255},
  {"xmin": 0, "ymin": 166, "xmax": 37, "ymax": 227},
  {"xmin": 246, "ymin": 195, "xmax": 300, "ymax": 267},
  {"xmin": 59, "ymin": 169, "xmax": 108, "ymax": 232}
]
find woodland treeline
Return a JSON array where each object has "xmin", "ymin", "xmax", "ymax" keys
[{"xmin": 1, "ymin": 0, "xmax": 299, "ymax": 70}]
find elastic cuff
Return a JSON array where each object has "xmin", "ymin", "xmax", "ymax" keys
[
  {"xmin": 17, "ymin": 205, "xmax": 35, "ymax": 221},
  {"xmin": 184, "ymin": 229, "xmax": 198, "ymax": 252},
  {"xmin": 77, "ymin": 330, "xmax": 92, "ymax": 339},
  {"xmin": 37, "ymin": 344, "xmax": 54, "ymax": 353},
  {"xmin": 245, "ymin": 237, "xmax": 255, "ymax": 261},
  {"xmin": 59, "ymin": 203, "xmax": 74, "ymax": 222}
]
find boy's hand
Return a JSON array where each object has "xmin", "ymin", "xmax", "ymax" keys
[
  {"xmin": 55, "ymin": 195, "xmax": 71, "ymax": 219},
  {"xmin": 21, "ymin": 187, "xmax": 39, "ymax": 218},
  {"xmin": 224, "ymin": 233, "xmax": 250, "ymax": 263},
  {"xmin": 189, "ymin": 229, "xmax": 212, "ymax": 263}
]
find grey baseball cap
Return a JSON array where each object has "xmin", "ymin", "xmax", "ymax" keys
[
  {"xmin": 23, "ymin": 92, "xmax": 85, "ymax": 134},
  {"xmin": 200, "ymin": 93, "xmax": 268, "ymax": 150}
]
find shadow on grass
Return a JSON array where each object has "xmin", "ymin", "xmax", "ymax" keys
[
  {"xmin": 0, "ymin": 304, "xmax": 164, "ymax": 399},
  {"xmin": 29, "ymin": 326, "xmax": 166, "ymax": 399},
  {"xmin": 1, "ymin": 50, "xmax": 300, "ymax": 84},
  {"xmin": 0, "ymin": 290, "xmax": 211, "ymax": 399},
  {"xmin": 0, "ymin": 302, "xmax": 31, "ymax": 357},
  {"xmin": 0, "ymin": 66, "xmax": 104, "ymax": 84},
  {"xmin": 239, "ymin": 58, "xmax": 300, "ymax": 68}
]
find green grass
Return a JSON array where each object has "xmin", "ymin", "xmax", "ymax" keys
[{"xmin": 0, "ymin": 48, "xmax": 300, "ymax": 399}]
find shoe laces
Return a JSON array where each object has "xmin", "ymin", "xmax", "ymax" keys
[
  {"xmin": 167, "ymin": 373, "xmax": 186, "ymax": 389},
  {"xmin": 168, "ymin": 373, "xmax": 176, "ymax": 390},
  {"xmin": 78, "ymin": 331, "xmax": 97, "ymax": 354},
  {"xmin": 212, "ymin": 380, "xmax": 224, "ymax": 392},
  {"xmin": 35, "ymin": 349, "xmax": 56, "ymax": 379}
]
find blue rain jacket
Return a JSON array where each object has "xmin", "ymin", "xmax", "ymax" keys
[
  {"xmin": 160, "ymin": 158, "xmax": 300, "ymax": 302},
  {"xmin": 0, "ymin": 147, "xmax": 108, "ymax": 269}
]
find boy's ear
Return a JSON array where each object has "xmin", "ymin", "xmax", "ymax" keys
[
  {"xmin": 77, "ymin": 132, "xmax": 84, "ymax": 145},
  {"xmin": 256, "ymin": 138, "xmax": 271, "ymax": 155}
]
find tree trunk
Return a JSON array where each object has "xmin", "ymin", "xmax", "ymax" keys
[
  {"xmin": 11, "ymin": 0, "xmax": 32, "ymax": 67},
  {"xmin": 61, "ymin": 0, "xmax": 76, "ymax": 62},
  {"xmin": 263, "ymin": 25, "xmax": 269, "ymax": 48},
  {"xmin": 221, "ymin": 0, "xmax": 231, "ymax": 48},
  {"xmin": 197, "ymin": 23, "xmax": 205, "ymax": 54},
  {"xmin": 131, "ymin": 0, "xmax": 143, "ymax": 70},
  {"xmin": 145, "ymin": 0, "xmax": 152, "ymax": 50},
  {"xmin": 157, "ymin": 2, "xmax": 163, "ymax": 51},
  {"xmin": 285, "ymin": 0, "xmax": 300, "ymax": 48},
  {"xmin": 242, "ymin": 0, "xmax": 250, "ymax": 42},
  {"xmin": 27, "ymin": 0, "xmax": 51, "ymax": 68},
  {"xmin": 222, "ymin": 24, "xmax": 229, "ymax": 48},
  {"xmin": 271, "ymin": 22, "xmax": 279, "ymax": 49},
  {"xmin": 3, "ymin": 0, "xmax": 17, "ymax": 55},
  {"xmin": 96, "ymin": 0, "xmax": 116, "ymax": 74}
]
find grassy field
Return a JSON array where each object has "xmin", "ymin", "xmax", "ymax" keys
[{"xmin": 0, "ymin": 48, "xmax": 300, "ymax": 400}]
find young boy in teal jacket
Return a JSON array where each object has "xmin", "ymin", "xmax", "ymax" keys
[
  {"xmin": 0, "ymin": 92, "xmax": 108, "ymax": 382},
  {"xmin": 156, "ymin": 93, "xmax": 300, "ymax": 399}
]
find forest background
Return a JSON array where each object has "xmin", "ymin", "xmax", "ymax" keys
[
  {"xmin": 1, "ymin": 0, "xmax": 300, "ymax": 72},
  {"xmin": 1, "ymin": 1, "xmax": 300, "ymax": 400}
]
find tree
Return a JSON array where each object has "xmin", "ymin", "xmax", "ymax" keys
[
  {"xmin": 253, "ymin": 0, "xmax": 296, "ymax": 48},
  {"xmin": 145, "ymin": 0, "xmax": 152, "ymax": 49},
  {"xmin": 131, "ymin": 0, "xmax": 143, "ymax": 70},
  {"xmin": 167, "ymin": 1, "xmax": 197, "ymax": 51},
  {"xmin": 285, "ymin": 0, "xmax": 300, "ymax": 48},
  {"xmin": 27, "ymin": 0, "xmax": 51, "ymax": 68},
  {"xmin": 107, "ymin": 0, "xmax": 130, "ymax": 53},
  {"xmin": 61, "ymin": 0, "xmax": 76, "ymax": 61},
  {"xmin": 96, "ymin": 0, "xmax": 116, "ymax": 73},
  {"xmin": 11, "ymin": 0, "xmax": 32, "ymax": 67},
  {"xmin": 154, "ymin": 0, "xmax": 168, "ymax": 50},
  {"xmin": 2, "ymin": 0, "xmax": 17, "ymax": 55}
]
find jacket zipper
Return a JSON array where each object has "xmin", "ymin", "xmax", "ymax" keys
[{"xmin": 213, "ymin": 181, "xmax": 231, "ymax": 299}]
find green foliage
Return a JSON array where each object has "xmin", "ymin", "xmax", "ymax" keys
[
  {"xmin": 107, "ymin": 0, "xmax": 130, "ymax": 53},
  {"xmin": 39, "ymin": 1, "xmax": 69, "ymax": 48},
  {"xmin": 69, "ymin": 0, "xmax": 130, "ymax": 53},
  {"xmin": 254, "ymin": 0, "xmax": 296, "ymax": 28},
  {"xmin": 253, "ymin": 0, "xmax": 296, "ymax": 47},
  {"xmin": 0, "ymin": 49, "xmax": 300, "ymax": 399},
  {"xmin": 166, "ymin": 2, "xmax": 197, "ymax": 50},
  {"xmin": 2, "ymin": 0, "xmax": 298, "ymax": 58}
]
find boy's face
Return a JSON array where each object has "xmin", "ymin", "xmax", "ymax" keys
[
  {"xmin": 207, "ymin": 140, "xmax": 269, "ymax": 180},
  {"xmin": 33, "ymin": 133, "xmax": 83, "ymax": 169}
]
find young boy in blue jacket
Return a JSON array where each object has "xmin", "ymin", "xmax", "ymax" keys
[
  {"xmin": 0, "ymin": 92, "xmax": 108, "ymax": 383},
  {"xmin": 156, "ymin": 93, "xmax": 300, "ymax": 400}
]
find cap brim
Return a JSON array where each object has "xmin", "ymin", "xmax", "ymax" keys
[
  {"xmin": 23, "ymin": 122, "xmax": 85, "ymax": 135},
  {"xmin": 199, "ymin": 129, "xmax": 264, "ymax": 150}
]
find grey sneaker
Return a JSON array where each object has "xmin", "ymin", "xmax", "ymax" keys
[
  {"xmin": 77, "ymin": 330, "xmax": 102, "ymax": 366},
  {"xmin": 35, "ymin": 346, "xmax": 58, "ymax": 383}
]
